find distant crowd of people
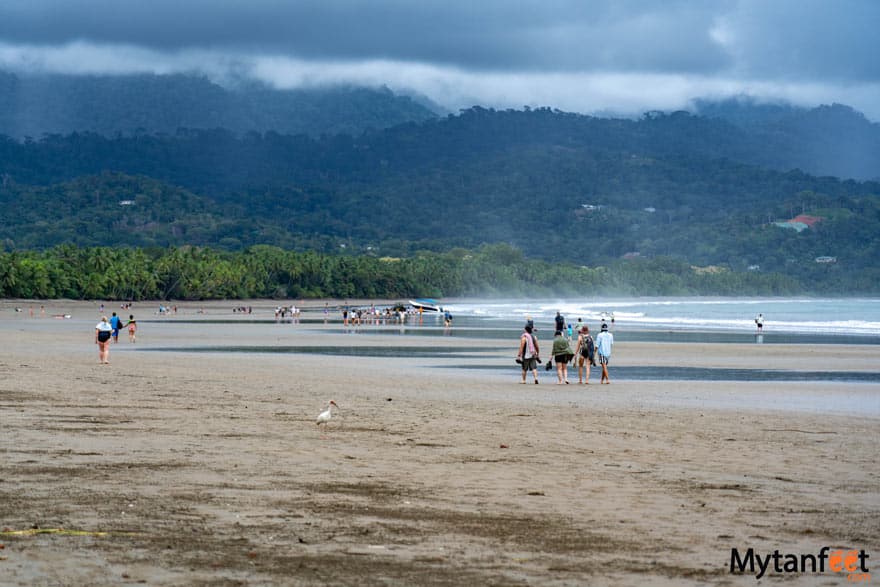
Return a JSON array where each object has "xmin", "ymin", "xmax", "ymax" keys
[
  {"xmin": 340, "ymin": 304, "xmax": 451, "ymax": 327},
  {"xmin": 275, "ymin": 305, "xmax": 301, "ymax": 322}
]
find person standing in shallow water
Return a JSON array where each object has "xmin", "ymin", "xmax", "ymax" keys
[
  {"xmin": 517, "ymin": 325, "xmax": 540, "ymax": 384},
  {"xmin": 595, "ymin": 322, "xmax": 614, "ymax": 384},
  {"xmin": 95, "ymin": 316, "xmax": 113, "ymax": 364}
]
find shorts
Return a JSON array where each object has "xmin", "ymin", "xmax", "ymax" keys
[
  {"xmin": 598, "ymin": 354, "xmax": 610, "ymax": 365},
  {"xmin": 521, "ymin": 357, "xmax": 538, "ymax": 371},
  {"xmin": 554, "ymin": 354, "xmax": 570, "ymax": 364}
]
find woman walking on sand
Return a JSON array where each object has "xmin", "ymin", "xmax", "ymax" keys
[
  {"xmin": 551, "ymin": 330, "xmax": 574, "ymax": 384},
  {"xmin": 574, "ymin": 325, "xmax": 595, "ymax": 384},
  {"xmin": 95, "ymin": 316, "xmax": 113, "ymax": 364}
]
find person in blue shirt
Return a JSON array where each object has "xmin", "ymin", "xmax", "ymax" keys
[
  {"xmin": 595, "ymin": 322, "xmax": 614, "ymax": 384},
  {"xmin": 109, "ymin": 312, "xmax": 123, "ymax": 343}
]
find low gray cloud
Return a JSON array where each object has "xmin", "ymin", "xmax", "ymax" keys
[
  {"xmin": 0, "ymin": 1, "xmax": 733, "ymax": 72},
  {"xmin": 712, "ymin": 0, "xmax": 880, "ymax": 82},
  {"xmin": 1, "ymin": 0, "xmax": 878, "ymax": 119}
]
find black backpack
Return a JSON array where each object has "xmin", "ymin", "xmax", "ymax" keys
[{"xmin": 582, "ymin": 335, "xmax": 595, "ymax": 359}]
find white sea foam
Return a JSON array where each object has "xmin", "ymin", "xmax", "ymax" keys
[{"xmin": 445, "ymin": 298, "xmax": 880, "ymax": 336}]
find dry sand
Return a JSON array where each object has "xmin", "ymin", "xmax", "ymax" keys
[{"xmin": 0, "ymin": 300, "xmax": 878, "ymax": 585}]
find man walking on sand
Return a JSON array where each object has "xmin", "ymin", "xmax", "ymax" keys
[
  {"xmin": 109, "ymin": 312, "xmax": 123, "ymax": 343},
  {"xmin": 596, "ymin": 322, "xmax": 614, "ymax": 384},
  {"xmin": 517, "ymin": 325, "xmax": 540, "ymax": 384}
]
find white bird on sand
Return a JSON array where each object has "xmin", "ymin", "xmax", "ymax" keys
[{"xmin": 316, "ymin": 400, "xmax": 339, "ymax": 426}]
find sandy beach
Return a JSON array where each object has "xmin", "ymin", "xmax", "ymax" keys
[{"xmin": 1, "ymin": 300, "xmax": 878, "ymax": 585}]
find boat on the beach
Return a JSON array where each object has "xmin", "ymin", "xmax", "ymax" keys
[{"xmin": 409, "ymin": 298, "xmax": 442, "ymax": 312}]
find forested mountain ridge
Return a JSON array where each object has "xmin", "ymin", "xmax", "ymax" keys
[
  {"xmin": 0, "ymin": 71, "xmax": 438, "ymax": 139},
  {"xmin": 693, "ymin": 97, "xmax": 880, "ymax": 181},
  {"xmin": 1, "ymin": 103, "xmax": 879, "ymax": 293},
  {"xmin": 1, "ymin": 71, "xmax": 878, "ymax": 180}
]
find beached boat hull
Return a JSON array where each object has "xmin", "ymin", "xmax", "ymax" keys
[{"xmin": 409, "ymin": 299, "xmax": 441, "ymax": 312}]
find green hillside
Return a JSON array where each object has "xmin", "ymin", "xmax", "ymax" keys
[{"xmin": 1, "ymin": 105, "xmax": 878, "ymax": 294}]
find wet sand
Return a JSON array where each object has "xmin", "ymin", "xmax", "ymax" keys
[{"xmin": 1, "ymin": 300, "xmax": 878, "ymax": 585}]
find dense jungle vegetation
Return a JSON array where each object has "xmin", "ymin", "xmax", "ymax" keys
[{"xmin": 0, "ymin": 244, "xmax": 802, "ymax": 300}]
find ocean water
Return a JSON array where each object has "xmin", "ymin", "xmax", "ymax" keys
[
  {"xmin": 131, "ymin": 297, "xmax": 880, "ymax": 344},
  {"xmin": 442, "ymin": 297, "xmax": 880, "ymax": 337}
]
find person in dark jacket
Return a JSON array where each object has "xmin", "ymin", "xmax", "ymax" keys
[{"xmin": 554, "ymin": 311, "xmax": 565, "ymax": 332}]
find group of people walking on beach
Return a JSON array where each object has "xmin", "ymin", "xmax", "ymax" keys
[
  {"xmin": 94, "ymin": 311, "xmax": 137, "ymax": 364},
  {"xmin": 517, "ymin": 311, "xmax": 614, "ymax": 385}
]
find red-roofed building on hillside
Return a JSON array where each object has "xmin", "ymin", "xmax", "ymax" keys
[
  {"xmin": 774, "ymin": 214, "xmax": 824, "ymax": 232},
  {"xmin": 790, "ymin": 215, "xmax": 822, "ymax": 227}
]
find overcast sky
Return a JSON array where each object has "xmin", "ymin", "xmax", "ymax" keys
[{"xmin": 1, "ymin": 0, "xmax": 878, "ymax": 119}]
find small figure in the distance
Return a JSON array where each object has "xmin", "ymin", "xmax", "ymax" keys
[{"xmin": 127, "ymin": 315, "xmax": 137, "ymax": 343}]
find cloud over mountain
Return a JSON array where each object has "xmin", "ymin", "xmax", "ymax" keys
[{"xmin": 1, "ymin": 0, "xmax": 878, "ymax": 118}]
